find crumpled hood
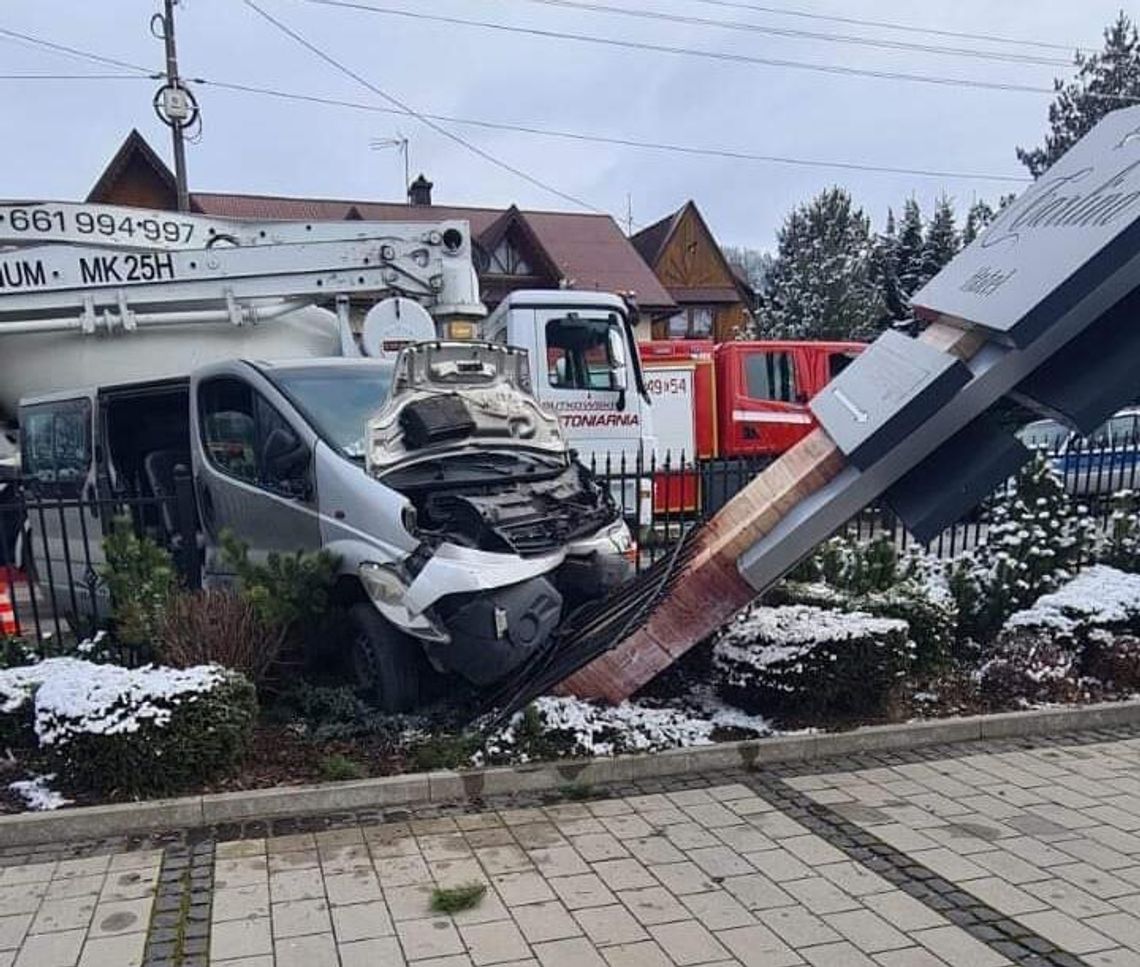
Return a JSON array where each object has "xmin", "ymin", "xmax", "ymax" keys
[{"xmin": 366, "ymin": 341, "xmax": 565, "ymax": 474}]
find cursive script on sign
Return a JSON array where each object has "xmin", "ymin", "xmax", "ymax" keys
[{"xmin": 982, "ymin": 159, "xmax": 1140, "ymax": 249}]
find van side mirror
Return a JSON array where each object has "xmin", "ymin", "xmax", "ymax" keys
[{"xmin": 262, "ymin": 427, "xmax": 310, "ymax": 497}]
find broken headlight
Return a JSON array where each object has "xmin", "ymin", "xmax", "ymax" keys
[{"xmin": 359, "ymin": 562, "xmax": 409, "ymax": 607}]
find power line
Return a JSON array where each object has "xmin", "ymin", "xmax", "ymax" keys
[
  {"xmin": 300, "ymin": 0, "xmax": 1138, "ymax": 103},
  {"xmin": 0, "ymin": 73, "xmax": 147, "ymax": 81},
  {"xmin": 678, "ymin": 0, "xmax": 1090, "ymax": 55},
  {"xmin": 0, "ymin": 25, "xmax": 156, "ymax": 76},
  {"xmin": 193, "ymin": 76, "xmax": 1030, "ymax": 185},
  {"xmin": 241, "ymin": 0, "xmax": 605, "ymax": 214},
  {"xmin": 500, "ymin": 0, "xmax": 1072, "ymax": 68}
]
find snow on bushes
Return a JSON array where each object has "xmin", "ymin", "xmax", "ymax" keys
[
  {"xmin": 481, "ymin": 696, "xmax": 720, "ymax": 763},
  {"xmin": 1003, "ymin": 565, "xmax": 1140, "ymax": 636},
  {"xmin": 713, "ymin": 604, "xmax": 914, "ymax": 721},
  {"xmin": 0, "ymin": 658, "xmax": 256, "ymax": 797}
]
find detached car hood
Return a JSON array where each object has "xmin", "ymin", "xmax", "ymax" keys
[{"xmin": 366, "ymin": 341, "xmax": 564, "ymax": 474}]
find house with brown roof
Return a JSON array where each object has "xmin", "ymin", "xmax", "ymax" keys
[
  {"xmin": 85, "ymin": 131, "xmax": 675, "ymax": 334},
  {"xmin": 632, "ymin": 201, "xmax": 754, "ymax": 343}
]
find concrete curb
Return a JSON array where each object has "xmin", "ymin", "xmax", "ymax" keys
[{"xmin": 3, "ymin": 700, "xmax": 1139, "ymax": 847}]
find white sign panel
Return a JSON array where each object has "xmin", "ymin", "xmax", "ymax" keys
[
  {"xmin": 911, "ymin": 105, "xmax": 1140, "ymax": 346},
  {"xmin": 644, "ymin": 365, "xmax": 696, "ymax": 461}
]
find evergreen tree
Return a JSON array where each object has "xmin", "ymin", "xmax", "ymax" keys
[
  {"xmin": 895, "ymin": 198, "xmax": 926, "ymax": 298},
  {"xmin": 1017, "ymin": 13, "xmax": 1140, "ymax": 177},
  {"xmin": 871, "ymin": 209, "xmax": 906, "ymax": 323},
  {"xmin": 755, "ymin": 187, "xmax": 885, "ymax": 341},
  {"xmin": 920, "ymin": 195, "xmax": 959, "ymax": 283},
  {"xmin": 962, "ymin": 199, "xmax": 996, "ymax": 246}
]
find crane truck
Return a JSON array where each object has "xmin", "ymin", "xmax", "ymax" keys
[{"xmin": 0, "ymin": 201, "xmax": 636, "ymax": 711}]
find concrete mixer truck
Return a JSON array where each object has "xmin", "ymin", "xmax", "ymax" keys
[{"xmin": 0, "ymin": 201, "xmax": 634, "ymax": 710}]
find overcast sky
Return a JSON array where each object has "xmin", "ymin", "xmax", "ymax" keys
[{"xmin": 0, "ymin": 0, "xmax": 1128, "ymax": 250}]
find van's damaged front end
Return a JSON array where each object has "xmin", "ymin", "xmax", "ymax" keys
[{"xmin": 364, "ymin": 342, "xmax": 633, "ymax": 686}]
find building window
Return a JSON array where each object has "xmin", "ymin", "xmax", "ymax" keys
[
  {"xmin": 666, "ymin": 306, "xmax": 716, "ymax": 339},
  {"xmin": 489, "ymin": 237, "xmax": 532, "ymax": 276}
]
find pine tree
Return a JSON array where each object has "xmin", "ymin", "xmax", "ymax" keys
[
  {"xmin": 871, "ymin": 209, "xmax": 906, "ymax": 322},
  {"xmin": 962, "ymin": 200, "xmax": 996, "ymax": 246},
  {"xmin": 754, "ymin": 188, "xmax": 885, "ymax": 340},
  {"xmin": 920, "ymin": 195, "xmax": 959, "ymax": 284},
  {"xmin": 1017, "ymin": 13, "xmax": 1140, "ymax": 177},
  {"xmin": 895, "ymin": 198, "xmax": 925, "ymax": 298}
]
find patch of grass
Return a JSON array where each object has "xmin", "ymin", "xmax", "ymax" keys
[
  {"xmin": 317, "ymin": 754, "xmax": 367, "ymax": 782},
  {"xmin": 409, "ymin": 733, "xmax": 482, "ymax": 772},
  {"xmin": 430, "ymin": 883, "xmax": 487, "ymax": 914},
  {"xmin": 559, "ymin": 783, "xmax": 594, "ymax": 801}
]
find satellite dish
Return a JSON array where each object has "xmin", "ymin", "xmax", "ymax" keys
[{"xmin": 361, "ymin": 297, "xmax": 436, "ymax": 359}]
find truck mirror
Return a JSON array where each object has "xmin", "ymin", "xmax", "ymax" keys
[{"xmin": 612, "ymin": 364, "xmax": 629, "ymax": 393}]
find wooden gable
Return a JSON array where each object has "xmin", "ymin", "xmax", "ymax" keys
[{"xmin": 654, "ymin": 202, "xmax": 738, "ymax": 291}]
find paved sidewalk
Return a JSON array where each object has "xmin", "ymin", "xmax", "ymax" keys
[{"xmin": 6, "ymin": 729, "xmax": 1140, "ymax": 966}]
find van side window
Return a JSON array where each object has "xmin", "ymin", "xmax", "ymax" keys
[
  {"xmin": 200, "ymin": 379, "xmax": 258, "ymax": 483},
  {"xmin": 199, "ymin": 378, "xmax": 312, "ymax": 499},
  {"xmin": 744, "ymin": 352, "xmax": 796, "ymax": 403},
  {"xmin": 21, "ymin": 400, "xmax": 91, "ymax": 493},
  {"xmin": 545, "ymin": 317, "xmax": 623, "ymax": 391},
  {"xmin": 829, "ymin": 352, "xmax": 856, "ymax": 380}
]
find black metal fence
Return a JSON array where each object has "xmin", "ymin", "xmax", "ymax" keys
[{"xmin": 2, "ymin": 435, "xmax": 1137, "ymax": 648}]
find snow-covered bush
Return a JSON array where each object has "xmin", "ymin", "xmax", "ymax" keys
[
  {"xmin": 0, "ymin": 658, "xmax": 256, "ymax": 797},
  {"xmin": 1084, "ymin": 632, "xmax": 1140, "ymax": 693},
  {"xmin": 790, "ymin": 534, "xmax": 901, "ymax": 595},
  {"xmin": 481, "ymin": 696, "xmax": 717, "ymax": 764},
  {"xmin": 1002, "ymin": 565, "xmax": 1140, "ymax": 638},
  {"xmin": 853, "ymin": 585, "xmax": 955, "ymax": 674},
  {"xmin": 978, "ymin": 630, "xmax": 1085, "ymax": 708},
  {"xmin": 948, "ymin": 455, "xmax": 1095, "ymax": 644},
  {"xmin": 1099, "ymin": 491, "xmax": 1140, "ymax": 573},
  {"xmin": 712, "ymin": 605, "xmax": 914, "ymax": 722}
]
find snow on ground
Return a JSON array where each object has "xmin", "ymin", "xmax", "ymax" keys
[
  {"xmin": 0, "ymin": 657, "xmax": 225, "ymax": 745},
  {"xmin": 714, "ymin": 604, "xmax": 909, "ymax": 671},
  {"xmin": 8, "ymin": 774, "xmax": 71, "ymax": 811},
  {"xmin": 1004, "ymin": 565, "xmax": 1140, "ymax": 633}
]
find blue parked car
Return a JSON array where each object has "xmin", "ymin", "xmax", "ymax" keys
[{"xmin": 1018, "ymin": 408, "xmax": 1140, "ymax": 496}]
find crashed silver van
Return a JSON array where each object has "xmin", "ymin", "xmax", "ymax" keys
[{"xmin": 23, "ymin": 341, "xmax": 631, "ymax": 711}]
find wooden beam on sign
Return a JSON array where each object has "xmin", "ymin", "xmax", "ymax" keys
[{"xmin": 556, "ymin": 319, "xmax": 982, "ymax": 704}]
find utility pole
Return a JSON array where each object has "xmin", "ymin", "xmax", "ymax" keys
[
  {"xmin": 625, "ymin": 193, "xmax": 634, "ymax": 236},
  {"xmin": 152, "ymin": 0, "xmax": 197, "ymax": 212}
]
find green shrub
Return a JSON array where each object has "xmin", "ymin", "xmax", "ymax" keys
[
  {"xmin": 713, "ymin": 604, "xmax": 914, "ymax": 722},
  {"xmin": 270, "ymin": 682, "xmax": 398, "ymax": 741},
  {"xmin": 409, "ymin": 732, "xmax": 483, "ymax": 772},
  {"xmin": 948, "ymin": 455, "xmax": 1095, "ymax": 644},
  {"xmin": 431, "ymin": 883, "xmax": 486, "ymax": 913},
  {"xmin": 317, "ymin": 754, "xmax": 367, "ymax": 782},
  {"xmin": 789, "ymin": 534, "xmax": 900, "ymax": 595},
  {"xmin": 1100, "ymin": 491, "xmax": 1140, "ymax": 573},
  {"xmin": 219, "ymin": 531, "xmax": 338, "ymax": 650},
  {"xmin": 1, "ymin": 658, "xmax": 256, "ymax": 797},
  {"xmin": 102, "ymin": 516, "xmax": 179, "ymax": 653},
  {"xmin": 853, "ymin": 584, "xmax": 955, "ymax": 674}
]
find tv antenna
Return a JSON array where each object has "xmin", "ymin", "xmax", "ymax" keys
[{"xmin": 370, "ymin": 135, "xmax": 410, "ymax": 198}]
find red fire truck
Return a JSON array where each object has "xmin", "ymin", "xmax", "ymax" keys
[{"xmin": 638, "ymin": 339, "xmax": 865, "ymax": 511}]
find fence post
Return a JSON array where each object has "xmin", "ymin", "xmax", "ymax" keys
[{"xmin": 173, "ymin": 466, "xmax": 201, "ymax": 590}]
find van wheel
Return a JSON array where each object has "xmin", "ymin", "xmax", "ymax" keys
[{"xmin": 348, "ymin": 603, "xmax": 422, "ymax": 713}]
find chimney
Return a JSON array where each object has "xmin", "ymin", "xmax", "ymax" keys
[{"xmin": 408, "ymin": 173, "xmax": 433, "ymax": 206}]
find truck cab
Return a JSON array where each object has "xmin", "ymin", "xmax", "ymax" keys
[{"xmin": 483, "ymin": 290, "xmax": 655, "ymax": 521}]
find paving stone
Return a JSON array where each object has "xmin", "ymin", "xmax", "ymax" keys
[
  {"xmin": 783, "ymin": 877, "xmax": 860, "ymax": 915},
  {"xmin": 757, "ymin": 905, "xmax": 841, "ymax": 948},
  {"xmin": 956, "ymin": 877, "xmax": 1047, "ymax": 916},
  {"xmin": 76, "ymin": 931, "xmax": 145, "ymax": 967},
  {"xmin": 0, "ymin": 914, "xmax": 31, "ymax": 951},
  {"xmin": 324, "ymin": 871, "xmax": 383, "ymax": 906},
  {"xmin": 801, "ymin": 940, "xmax": 880, "ymax": 966},
  {"xmin": 548, "ymin": 875, "xmax": 614, "ymax": 911},
  {"xmin": 275, "ymin": 931, "xmax": 338, "ymax": 967},
  {"xmin": 616, "ymin": 887, "xmax": 689, "ymax": 926},
  {"xmin": 599, "ymin": 816, "xmax": 654, "ymax": 841},
  {"xmin": 1085, "ymin": 912, "xmax": 1140, "ymax": 950},
  {"xmin": 30, "ymin": 897, "xmax": 96, "ymax": 934},
  {"xmin": 680, "ymin": 890, "xmax": 754, "ymax": 930},
  {"xmin": 748, "ymin": 849, "xmax": 813, "ymax": 883},
  {"xmin": 624, "ymin": 838, "xmax": 685, "ymax": 867},
  {"xmin": 529, "ymin": 848, "xmax": 590, "ymax": 879},
  {"xmin": 271, "ymin": 897, "xmax": 332, "ymax": 939},
  {"xmin": 396, "ymin": 916, "xmax": 465, "ymax": 960},
  {"xmin": 687, "ymin": 846, "xmax": 756, "ymax": 879},
  {"xmin": 823, "ymin": 909, "xmax": 911, "ymax": 953},
  {"xmin": 88, "ymin": 898, "xmax": 150, "ymax": 938},
  {"xmin": 872, "ymin": 947, "xmax": 955, "ymax": 967},
  {"xmin": 648, "ymin": 919, "xmax": 729, "ymax": 965},
  {"xmin": 1022, "ymin": 877, "xmax": 1116, "ymax": 918},
  {"xmin": 213, "ymin": 857, "xmax": 267, "ymax": 889},
  {"xmin": 0, "ymin": 864, "xmax": 55, "ymax": 886},
  {"xmin": 721, "ymin": 873, "xmax": 793, "ymax": 911},
  {"xmin": 1017, "ymin": 910, "xmax": 1115, "ymax": 954},
  {"xmin": 512, "ymin": 901, "xmax": 582, "ymax": 944},
  {"xmin": 495, "ymin": 871, "xmax": 558, "ymax": 908},
  {"xmin": 814, "ymin": 862, "xmax": 891, "ymax": 897},
  {"xmin": 378, "ymin": 854, "xmax": 432, "ymax": 887},
  {"xmin": 210, "ymin": 918, "xmax": 273, "ymax": 961},
  {"xmin": 532, "ymin": 936, "xmax": 608, "ymax": 967},
  {"xmin": 598, "ymin": 939, "xmax": 673, "ymax": 967},
  {"xmin": 570, "ymin": 836, "xmax": 629, "ymax": 864},
  {"xmin": 44, "ymin": 876, "xmax": 104, "ymax": 902},
  {"xmin": 910, "ymin": 925, "xmax": 1013, "ymax": 967},
  {"xmin": 650, "ymin": 861, "xmax": 718, "ymax": 896},
  {"xmin": 573, "ymin": 905, "xmax": 647, "ymax": 947},
  {"xmin": 337, "ymin": 936, "xmax": 406, "ymax": 967},
  {"xmin": 331, "ymin": 899, "xmax": 395, "ymax": 941},
  {"xmin": 715, "ymin": 922, "xmax": 801, "ymax": 967},
  {"xmin": 461, "ymin": 919, "xmax": 532, "ymax": 964},
  {"xmin": 12, "ymin": 927, "xmax": 85, "ymax": 967},
  {"xmin": 477, "ymin": 847, "xmax": 534, "ymax": 876},
  {"xmin": 1053, "ymin": 862, "xmax": 1136, "ymax": 899},
  {"xmin": 383, "ymin": 882, "xmax": 435, "ymax": 921}
]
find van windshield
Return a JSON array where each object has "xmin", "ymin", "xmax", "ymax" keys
[{"xmin": 269, "ymin": 365, "xmax": 395, "ymax": 459}]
